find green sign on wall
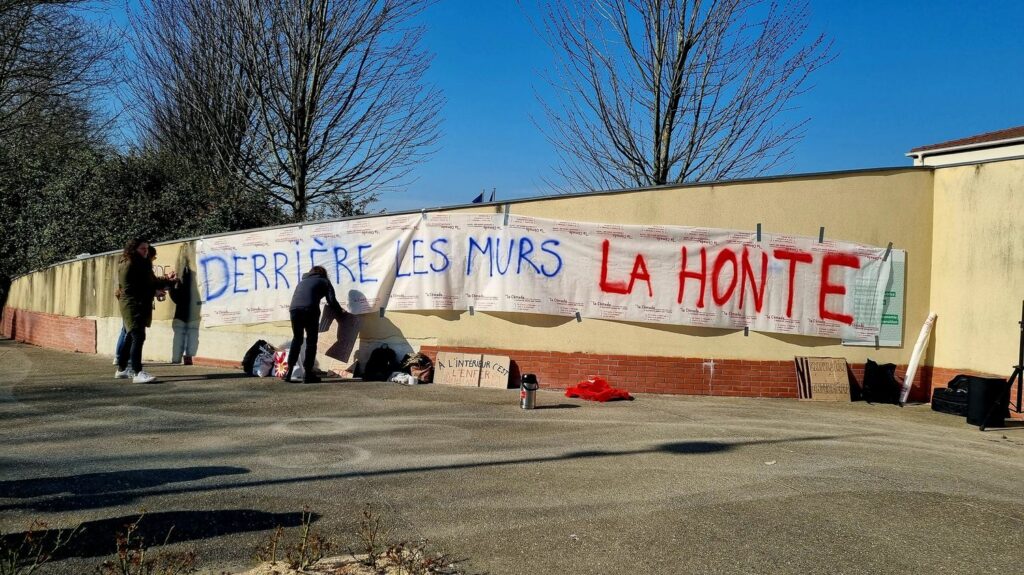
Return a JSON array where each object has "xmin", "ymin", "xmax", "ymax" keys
[{"xmin": 844, "ymin": 249, "xmax": 906, "ymax": 348}]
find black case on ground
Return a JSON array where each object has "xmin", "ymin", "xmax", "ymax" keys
[
  {"xmin": 931, "ymin": 387, "xmax": 969, "ymax": 417},
  {"xmin": 930, "ymin": 374, "xmax": 1010, "ymax": 427}
]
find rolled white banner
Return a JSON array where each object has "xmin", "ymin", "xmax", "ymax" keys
[{"xmin": 901, "ymin": 313, "xmax": 937, "ymax": 404}]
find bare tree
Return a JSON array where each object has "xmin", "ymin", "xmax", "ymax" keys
[
  {"xmin": 229, "ymin": 0, "xmax": 444, "ymax": 220},
  {"xmin": 535, "ymin": 0, "xmax": 832, "ymax": 191},
  {"xmin": 127, "ymin": 0, "xmax": 257, "ymax": 179},
  {"xmin": 0, "ymin": 0, "xmax": 116, "ymax": 139}
]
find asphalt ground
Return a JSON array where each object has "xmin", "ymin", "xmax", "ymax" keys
[{"xmin": 1, "ymin": 338, "xmax": 1023, "ymax": 574}]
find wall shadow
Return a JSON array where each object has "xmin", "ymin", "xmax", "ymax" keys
[
  {"xmin": 764, "ymin": 332, "xmax": 841, "ymax": 348},
  {"xmin": 29, "ymin": 435, "xmax": 859, "ymax": 505},
  {"xmin": 389, "ymin": 309, "xmax": 464, "ymax": 323},
  {"xmin": 170, "ymin": 257, "xmax": 201, "ymax": 363},
  {"xmin": 617, "ymin": 320, "xmax": 738, "ymax": 338},
  {"xmin": 482, "ymin": 311, "xmax": 575, "ymax": 328},
  {"xmin": 0, "ymin": 466, "xmax": 248, "ymax": 499},
  {"xmin": 0, "ymin": 509, "xmax": 311, "ymax": 561},
  {"xmin": 319, "ymin": 305, "xmax": 362, "ymax": 364},
  {"xmin": 0, "ymin": 467, "xmax": 249, "ymax": 512},
  {"xmin": 156, "ymin": 373, "xmax": 255, "ymax": 382}
]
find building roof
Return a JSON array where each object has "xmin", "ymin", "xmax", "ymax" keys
[{"xmin": 909, "ymin": 125, "xmax": 1024, "ymax": 154}]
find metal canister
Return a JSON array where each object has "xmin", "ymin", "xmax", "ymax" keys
[{"xmin": 520, "ymin": 374, "xmax": 539, "ymax": 409}]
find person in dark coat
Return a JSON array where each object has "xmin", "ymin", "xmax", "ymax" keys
[
  {"xmin": 115, "ymin": 239, "xmax": 176, "ymax": 383},
  {"xmin": 284, "ymin": 265, "xmax": 346, "ymax": 383}
]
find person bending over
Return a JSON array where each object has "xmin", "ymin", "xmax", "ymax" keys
[{"xmin": 284, "ymin": 265, "xmax": 346, "ymax": 383}]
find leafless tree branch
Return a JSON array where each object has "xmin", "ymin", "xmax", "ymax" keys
[
  {"xmin": 532, "ymin": 0, "xmax": 832, "ymax": 192},
  {"xmin": 0, "ymin": 0, "xmax": 117, "ymax": 140},
  {"xmin": 228, "ymin": 0, "xmax": 444, "ymax": 220}
]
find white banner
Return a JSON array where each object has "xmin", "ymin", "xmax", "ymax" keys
[{"xmin": 197, "ymin": 213, "xmax": 891, "ymax": 340}]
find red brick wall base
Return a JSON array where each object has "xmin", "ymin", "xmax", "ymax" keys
[
  {"xmin": 2, "ymin": 306, "xmax": 1018, "ymax": 419},
  {"xmin": 192, "ymin": 356, "xmax": 242, "ymax": 369},
  {"xmin": 421, "ymin": 345, "xmax": 1020, "ymax": 406},
  {"xmin": 1, "ymin": 307, "xmax": 96, "ymax": 354}
]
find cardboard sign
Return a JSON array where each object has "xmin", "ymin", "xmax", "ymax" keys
[
  {"xmin": 479, "ymin": 355, "xmax": 511, "ymax": 389},
  {"xmin": 794, "ymin": 357, "xmax": 850, "ymax": 401},
  {"xmin": 434, "ymin": 352, "xmax": 482, "ymax": 387},
  {"xmin": 434, "ymin": 352, "xmax": 511, "ymax": 388}
]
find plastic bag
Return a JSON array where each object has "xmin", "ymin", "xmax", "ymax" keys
[
  {"xmin": 273, "ymin": 351, "xmax": 288, "ymax": 378},
  {"xmin": 389, "ymin": 372, "xmax": 420, "ymax": 386},
  {"xmin": 254, "ymin": 349, "xmax": 275, "ymax": 377},
  {"xmin": 273, "ymin": 346, "xmax": 307, "ymax": 381}
]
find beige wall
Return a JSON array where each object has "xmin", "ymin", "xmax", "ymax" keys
[
  {"xmin": 6, "ymin": 168, "xmax": 939, "ymax": 369},
  {"xmin": 6, "ymin": 241, "xmax": 193, "ymax": 321},
  {"xmin": 929, "ymin": 158, "xmax": 1024, "ymax": 374},
  {"xmin": 346, "ymin": 169, "xmax": 936, "ymax": 365}
]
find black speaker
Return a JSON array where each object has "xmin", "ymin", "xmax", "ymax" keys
[{"xmin": 965, "ymin": 376, "xmax": 1010, "ymax": 428}]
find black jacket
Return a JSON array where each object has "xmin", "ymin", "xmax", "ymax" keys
[
  {"xmin": 289, "ymin": 272, "xmax": 345, "ymax": 315},
  {"xmin": 118, "ymin": 254, "xmax": 175, "ymax": 330}
]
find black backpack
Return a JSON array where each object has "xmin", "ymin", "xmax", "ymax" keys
[
  {"xmin": 242, "ymin": 339, "xmax": 269, "ymax": 375},
  {"xmin": 363, "ymin": 344, "xmax": 397, "ymax": 381},
  {"xmin": 861, "ymin": 359, "xmax": 902, "ymax": 404}
]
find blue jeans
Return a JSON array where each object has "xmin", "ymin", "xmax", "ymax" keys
[
  {"xmin": 117, "ymin": 326, "xmax": 146, "ymax": 373},
  {"xmin": 114, "ymin": 325, "xmax": 127, "ymax": 357}
]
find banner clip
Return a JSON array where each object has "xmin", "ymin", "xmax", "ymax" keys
[
  {"xmin": 469, "ymin": 306, "xmax": 475, "ymax": 316},
  {"xmin": 502, "ymin": 204, "xmax": 510, "ymax": 226},
  {"xmin": 756, "ymin": 223, "xmax": 761, "ymax": 242},
  {"xmin": 575, "ymin": 311, "xmax": 582, "ymax": 323},
  {"xmin": 818, "ymin": 226, "xmax": 825, "ymax": 243},
  {"xmin": 378, "ymin": 307, "xmax": 385, "ymax": 318},
  {"xmin": 882, "ymin": 242, "xmax": 893, "ymax": 261}
]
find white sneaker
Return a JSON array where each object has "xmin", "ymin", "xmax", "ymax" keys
[
  {"xmin": 132, "ymin": 371, "xmax": 157, "ymax": 384},
  {"xmin": 114, "ymin": 368, "xmax": 135, "ymax": 379},
  {"xmin": 112, "ymin": 357, "xmax": 119, "ymax": 365}
]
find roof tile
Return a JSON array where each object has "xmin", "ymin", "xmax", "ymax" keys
[{"xmin": 909, "ymin": 125, "xmax": 1024, "ymax": 153}]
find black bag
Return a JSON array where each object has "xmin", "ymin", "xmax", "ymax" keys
[
  {"xmin": 931, "ymin": 373, "xmax": 973, "ymax": 417},
  {"xmin": 364, "ymin": 344, "xmax": 398, "ymax": 381},
  {"xmin": 931, "ymin": 385, "xmax": 969, "ymax": 417},
  {"xmin": 242, "ymin": 339, "xmax": 269, "ymax": 375},
  {"xmin": 861, "ymin": 359, "xmax": 902, "ymax": 404}
]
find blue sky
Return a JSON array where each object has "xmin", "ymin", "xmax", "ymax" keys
[{"xmin": 93, "ymin": 1, "xmax": 1024, "ymax": 213}]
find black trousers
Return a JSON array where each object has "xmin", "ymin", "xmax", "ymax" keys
[
  {"xmin": 287, "ymin": 307, "xmax": 320, "ymax": 376},
  {"xmin": 117, "ymin": 325, "xmax": 146, "ymax": 373}
]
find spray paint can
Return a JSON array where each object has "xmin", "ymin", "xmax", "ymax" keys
[{"xmin": 520, "ymin": 373, "xmax": 538, "ymax": 409}]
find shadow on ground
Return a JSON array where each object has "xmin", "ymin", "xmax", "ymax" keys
[
  {"xmin": 15, "ymin": 435, "xmax": 858, "ymax": 508},
  {"xmin": 0, "ymin": 467, "xmax": 249, "ymax": 512},
  {"xmin": 0, "ymin": 509, "xmax": 312, "ymax": 560}
]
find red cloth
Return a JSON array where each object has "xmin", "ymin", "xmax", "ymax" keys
[{"xmin": 565, "ymin": 377, "xmax": 634, "ymax": 402}]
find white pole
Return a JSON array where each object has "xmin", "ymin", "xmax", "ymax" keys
[{"xmin": 901, "ymin": 313, "xmax": 937, "ymax": 404}]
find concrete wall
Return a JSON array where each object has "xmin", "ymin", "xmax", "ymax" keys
[
  {"xmin": 395, "ymin": 169, "xmax": 935, "ymax": 365},
  {"xmin": 929, "ymin": 158, "xmax": 1024, "ymax": 376},
  {"xmin": 3, "ymin": 168, "xmax": 939, "ymax": 381}
]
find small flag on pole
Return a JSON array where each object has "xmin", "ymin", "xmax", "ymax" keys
[
  {"xmin": 489, "ymin": 188, "xmax": 496, "ymax": 202},
  {"xmin": 472, "ymin": 191, "xmax": 484, "ymax": 203}
]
